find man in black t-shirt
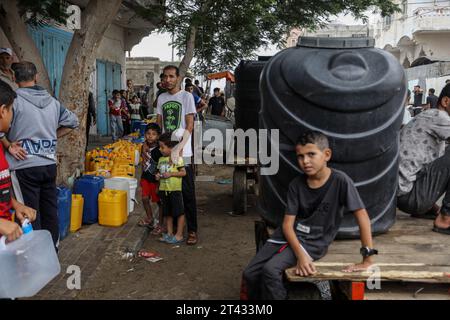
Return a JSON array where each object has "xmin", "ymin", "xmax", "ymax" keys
[
  {"xmin": 426, "ymin": 88, "xmax": 439, "ymax": 109},
  {"xmin": 413, "ymin": 85, "xmax": 424, "ymax": 108},
  {"xmin": 208, "ymin": 88, "xmax": 225, "ymax": 116},
  {"xmin": 242, "ymin": 131, "xmax": 378, "ymax": 300}
]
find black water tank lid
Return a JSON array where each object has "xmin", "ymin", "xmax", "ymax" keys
[{"xmin": 297, "ymin": 37, "xmax": 375, "ymax": 49}]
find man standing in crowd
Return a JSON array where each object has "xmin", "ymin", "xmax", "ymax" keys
[
  {"xmin": 426, "ymin": 88, "xmax": 439, "ymax": 109},
  {"xmin": 2, "ymin": 61, "xmax": 79, "ymax": 247},
  {"xmin": 185, "ymin": 78, "xmax": 202, "ymax": 97},
  {"xmin": 413, "ymin": 85, "xmax": 424, "ymax": 107},
  {"xmin": 195, "ymin": 80, "xmax": 204, "ymax": 95},
  {"xmin": 153, "ymin": 73, "xmax": 167, "ymax": 111},
  {"xmin": 0, "ymin": 48, "xmax": 17, "ymax": 90},
  {"xmin": 125, "ymin": 79, "xmax": 135, "ymax": 104},
  {"xmin": 108, "ymin": 90, "xmax": 125, "ymax": 141},
  {"xmin": 208, "ymin": 87, "xmax": 226, "ymax": 116},
  {"xmin": 86, "ymin": 91, "xmax": 96, "ymax": 149},
  {"xmin": 157, "ymin": 65, "xmax": 199, "ymax": 245},
  {"xmin": 402, "ymin": 89, "xmax": 412, "ymax": 128},
  {"xmin": 186, "ymin": 83, "xmax": 207, "ymax": 121}
]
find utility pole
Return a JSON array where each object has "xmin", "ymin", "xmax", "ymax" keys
[{"xmin": 171, "ymin": 33, "xmax": 174, "ymax": 62}]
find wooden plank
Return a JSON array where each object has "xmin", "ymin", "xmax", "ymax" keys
[
  {"xmin": 322, "ymin": 213, "xmax": 450, "ymax": 267},
  {"xmin": 364, "ymin": 283, "xmax": 450, "ymax": 300},
  {"xmin": 285, "ymin": 265, "xmax": 450, "ymax": 283}
]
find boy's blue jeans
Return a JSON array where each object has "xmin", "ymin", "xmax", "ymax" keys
[
  {"xmin": 110, "ymin": 115, "xmax": 123, "ymax": 141},
  {"xmin": 243, "ymin": 242, "xmax": 296, "ymax": 300}
]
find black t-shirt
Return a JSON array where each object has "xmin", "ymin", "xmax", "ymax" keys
[
  {"xmin": 269, "ymin": 169, "xmax": 365, "ymax": 260},
  {"xmin": 426, "ymin": 94, "xmax": 439, "ymax": 109},
  {"xmin": 141, "ymin": 144, "xmax": 162, "ymax": 183},
  {"xmin": 208, "ymin": 96, "xmax": 225, "ymax": 116},
  {"xmin": 413, "ymin": 92, "xmax": 423, "ymax": 107}
]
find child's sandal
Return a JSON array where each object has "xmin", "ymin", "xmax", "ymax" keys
[{"xmin": 138, "ymin": 218, "xmax": 153, "ymax": 228}]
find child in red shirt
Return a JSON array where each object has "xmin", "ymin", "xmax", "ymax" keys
[{"xmin": 0, "ymin": 79, "xmax": 36, "ymax": 242}]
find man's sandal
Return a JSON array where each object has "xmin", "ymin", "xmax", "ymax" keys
[{"xmin": 186, "ymin": 232, "xmax": 198, "ymax": 245}]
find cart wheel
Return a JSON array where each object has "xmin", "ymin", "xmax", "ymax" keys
[{"xmin": 233, "ymin": 167, "xmax": 247, "ymax": 215}]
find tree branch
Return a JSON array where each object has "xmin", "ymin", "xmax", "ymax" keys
[{"xmin": 0, "ymin": 0, "xmax": 52, "ymax": 92}]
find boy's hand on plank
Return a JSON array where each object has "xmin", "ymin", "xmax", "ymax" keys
[{"xmin": 295, "ymin": 256, "xmax": 317, "ymax": 277}]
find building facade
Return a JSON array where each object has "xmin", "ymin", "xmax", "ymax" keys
[
  {"xmin": 126, "ymin": 57, "xmax": 178, "ymax": 111},
  {"xmin": 286, "ymin": 23, "xmax": 373, "ymax": 48},
  {"xmin": 372, "ymin": 0, "xmax": 450, "ymax": 98}
]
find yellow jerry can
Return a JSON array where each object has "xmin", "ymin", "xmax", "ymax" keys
[
  {"xmin": 98, "ymin": 189, "xmax": 128, "ymax": 227},
  {"xmin": 70, "ymin": 194, "xmax": 84, "ymax": 232}
]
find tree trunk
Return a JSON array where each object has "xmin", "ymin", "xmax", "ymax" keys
[
  {"xmin": 56, "ymin": 0, "xmax": 123, "ymax": 185},
  {"xmin": 0, "ymin": 0, "xmax": 51, "ymax": 92},
  {"xmin": 178, "ymin": 26, "xmax": 197, "ymax": 80}
]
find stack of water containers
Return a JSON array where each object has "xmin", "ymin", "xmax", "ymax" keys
[
  {"xmin": 55, "ymin": 137, "xmax": 143, "ymax": 239},
  {"xmin": 0, "ymin": 221, "xmax": 61, "ymax": 299}
]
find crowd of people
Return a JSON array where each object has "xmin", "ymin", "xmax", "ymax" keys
[{"xmin": 107, "ymin": 79, "xmax": 150, "ymax": 142}]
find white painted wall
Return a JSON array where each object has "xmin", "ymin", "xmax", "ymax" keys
[
  {"xmin": 96, "ymin": 23, "xmax": 126, "ymax": 89},
  {"xmin": 372, "ymin": 0, "xmax": 450, "ymax": 62}
]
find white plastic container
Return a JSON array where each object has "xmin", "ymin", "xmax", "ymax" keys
[
  {"xmin": 134, "ymin": 149, "xmax": 140, "ymax": 166},
  {"xmin": 0, "ymin": 230, "xmax": 61, "ymax": 299},
  {"xmin": 110, "ymin": 177, "xmax": 138, "ymax": 213},
  {"xmin": 104, "ymin": 178, "xmax": 130, "ymax": 213}
]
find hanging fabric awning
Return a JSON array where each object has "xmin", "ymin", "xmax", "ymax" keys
[{"xmin": 206, "ymin": 71, "xmax": 235, "ymax": 83}]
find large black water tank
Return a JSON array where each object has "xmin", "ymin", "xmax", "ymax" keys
[
  {"xmin": 258, "ymin": 37, "xmax": 406, "ymax": 238},
  {"xmin": 234, "ymin": 57, "xmax": 271, "ymax": 131}
]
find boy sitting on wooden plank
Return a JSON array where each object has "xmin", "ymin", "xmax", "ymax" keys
[{"xmin": 243, "ymin": 131, "xmax": 378, "ymax": 300}]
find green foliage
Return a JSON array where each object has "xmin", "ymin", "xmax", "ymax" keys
[
  {"xmin": 16, "ymin": 0, "xmax": 69, "ymax": 27},
  {"xmin": 149, "ymin": 0, "xmax": 400, "ymax": 74}
]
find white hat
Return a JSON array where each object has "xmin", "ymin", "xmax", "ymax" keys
[{"xmin": 0, "ymin": 48, "xmax": 13, "ymax": 56}]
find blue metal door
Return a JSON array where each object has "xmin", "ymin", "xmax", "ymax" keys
[
  {"xmin": 27, "ymin": 26, "xmax": 73, "ymax": 97},
  {"xmin": 96, "ymin": 60, "xmax": 123, "ymax": 136},
  {"xmin": 105, "ymin": 62, "xmax": 114, "ymax": 136},
  {"xmin": 112, "ymin": 63, "xmax": 122, "ymax": 91},
  {"xmin": 96, "ymin": 60, "xmax": 108, "ymax": 136}
]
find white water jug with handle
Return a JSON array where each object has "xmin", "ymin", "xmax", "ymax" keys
[{"xmin": 0, "ymin": 228, "xmax": 61, "ymax": 299}]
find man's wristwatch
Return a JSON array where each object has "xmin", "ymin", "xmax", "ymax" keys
[{"xmin": 360, "ymin": 247, "xmax": 378, "ymax": 257}]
